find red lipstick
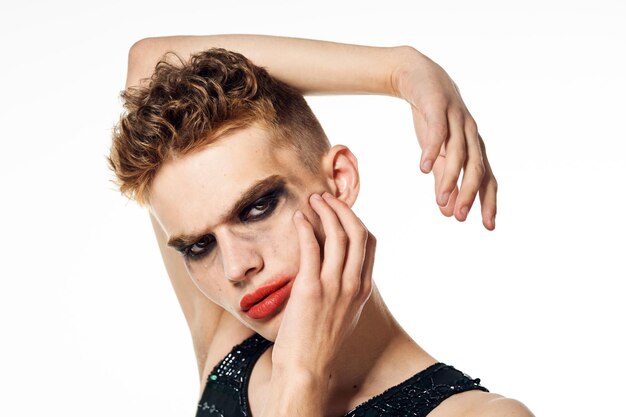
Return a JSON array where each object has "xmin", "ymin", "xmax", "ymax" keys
[{"xmin": 240, "ymin": 277, "xmax": 293, "ymax": 320}]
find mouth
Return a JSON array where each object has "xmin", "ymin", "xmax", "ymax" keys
[{"xmin": 240, "ymin": 276, "xmax": 294, "ymax": 320}]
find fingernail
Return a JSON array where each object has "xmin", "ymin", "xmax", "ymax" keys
[
  {"xmin": 440, "ymin": 191, "xmax": 450, "ymax": 206},
  {"xmin": 491, "ymin": 216, "xmax": 496, "ymax": 228},
  {"xmin": 294, "ymin": 210, "xmax": 304, "ymax": 220},
  {"xmin": 322, "ymin": 192, "xmax": 333, "ymax": 199},
  {"xmin": 311, "ymin": 193, "xmax": 323, "ymax": 202},
  {"xmin": 422, "ymin": 159, "xmax": 433, "ymax": 172},
  {"xmin": 460, "ymin": 206, "xmax": 469, "ymax": 218}
]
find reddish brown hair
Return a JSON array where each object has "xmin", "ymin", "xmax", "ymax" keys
[{"xmin": 108, "ymin": 48, "xmax": 330, "ymax": 205}]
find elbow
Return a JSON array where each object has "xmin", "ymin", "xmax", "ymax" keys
[
  {"xmin": 128, "ymin": 37, "xmax": 159, "ymax": 68},
  {"xmin": 125, "ymin": 37, "xmax": 163, "ymax": 88}
]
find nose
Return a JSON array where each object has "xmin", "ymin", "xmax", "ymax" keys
[{"xmin": 217, "ymin": 230, "xmax": 263, "ymax": 283}]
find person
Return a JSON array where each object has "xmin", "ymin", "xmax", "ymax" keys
[{"xmin": 109, "ymin": 35, "xmax": 531, "ymax": 417}]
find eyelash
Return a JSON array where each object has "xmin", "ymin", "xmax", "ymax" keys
[{"xmin": 182, "ymin": 189, "xmax": 283, "ymax": 261}]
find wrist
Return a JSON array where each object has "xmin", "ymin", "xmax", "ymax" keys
[
  {"xmin": 261, "ymin": 366, "xmax": 330, "ymax": 416},
  {"xmin": 389, "ymin": 45, "xmax": 430, "ymax": 99},
  {"xmin": 272, "ymin": 362, "xmax": 331, "ymax": 387}
]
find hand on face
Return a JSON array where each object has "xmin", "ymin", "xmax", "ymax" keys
[
  {"xmin": 394, "ymin": 52, "xmax": 498, "ymax": 230},
  {"xmin": 270, "ymin": 192, "xmax": 375, "ymax": 375}
]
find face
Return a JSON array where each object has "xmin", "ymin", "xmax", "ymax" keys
[{"xmin": 149, "ymin": 124, "xmax": 331, "ymax": 341}]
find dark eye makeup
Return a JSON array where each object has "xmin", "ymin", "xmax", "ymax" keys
[{"xmin": 182, "ymin": 186, "xmax": 285, "ymax": 261}]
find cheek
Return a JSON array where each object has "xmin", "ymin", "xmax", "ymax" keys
[
  {"xmin": 186, "ymin": 264, "xmax": 228, "ymax": 303},
  {"xmin": 285, "ymin": 190, "xmax": 323, "ymax": 232},
  {"xmin": 269, "ymin": 195, "xmax": 325, "ymax": 268},
  {"xmin": 253, "ymin": 193, "xmax": 317, "ymax": 270},
  {"xmin": 262, "ymin": 203, "xmax": 302, "ymax": 262}
]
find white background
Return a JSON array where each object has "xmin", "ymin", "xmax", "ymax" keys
[{"xmin": 1, "ymin": 1, "xmax": 624, "ymax": 415}]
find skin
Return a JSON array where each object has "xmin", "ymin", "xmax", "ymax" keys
[
  {"xmin": 147, "ymin": 124, "xmax": 523, "ymax": 416},
  {"xmin": 125, "ymin": 40, "xmax": 499, "ymax": 386},
  {"xmin": 123, "ymin": 35, "xmax": 524, "ymax": 416},
  {"xmin": 149, "ymin": 124, "xmax": 384, "ymax": 414},
  {"xmin": 149, "ymin": 125, "xmax": 329, "ymax": 341},
  {"xmin": 129, "ymin": 36, "xmax": 498, "ymax": 230}
]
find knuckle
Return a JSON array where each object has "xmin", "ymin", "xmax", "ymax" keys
[
  {"xmin": 449, "ymin": 106, "xmax": 465, "ymax": 121},
  {"xmin": 321, "ymin": 276, "xmax": 340, "ymax": 292},
  {"xmin": 334, "ymin": 230, "xmax": 349, "ymax": 244},
  {"xmin": 430, "ymin": 122, "xmax": 448, "ymax": 140},
  {"xmin": 466, "ymin": 118, "xmax": 479, "ymax": 136},
  {"xmin": 355, "ymin": 226, "xmax": 368, "ymax": 242},
  {"xmin": 471, "ymin": 162, "xmax": 486, "ymax": 178},
  {"xmin": 343, "ymin": 279, "xmax": 361, "ymax": 297}
]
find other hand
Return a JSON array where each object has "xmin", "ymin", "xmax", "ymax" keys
[{"xmin": 392, "ymin": 50, "xmax": 498, "ymax": 230}]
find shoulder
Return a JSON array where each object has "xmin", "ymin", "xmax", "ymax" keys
[
  {"xmin": 427, "ymin": 387, "xmax": 532, "ymax": 417},
  {"xmin": 474, "ymin": 396, "xmax": 535, "ymax": 417}
]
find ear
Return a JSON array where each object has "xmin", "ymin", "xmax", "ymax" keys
[{"xmin": 320, "ymin": 145, "xmax": 360, "ymax": 208}]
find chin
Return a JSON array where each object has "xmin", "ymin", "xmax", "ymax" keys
[{"xmin": 245, "ymin": 309, "xmax": 283, "ymax": 342}]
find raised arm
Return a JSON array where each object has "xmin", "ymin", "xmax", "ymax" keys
[
  {"xmin": 128, "ymin": 34, "xmax": 497, "ymax": 229},
  {"xmin": 127, "ymin": 34, "xmax": 404, "ymax": 95},
  {"xmin": 123, "ymin": 34, "xmax": 497, "ymax": 390}
]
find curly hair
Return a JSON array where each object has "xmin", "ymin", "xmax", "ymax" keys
[{"xmin": 108, "ymin": 48, "xmax": 330, "ymax": 206}]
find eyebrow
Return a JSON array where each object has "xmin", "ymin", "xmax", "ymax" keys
[{"xmin": 167, "ymin": 174, "xmax": 287, "ymax": 251}]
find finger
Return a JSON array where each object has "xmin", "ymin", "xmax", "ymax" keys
[
  {"xmin": 309, "ymin": 193, "xmax": 348, "ymax": 288},
  {"xmin": 437, "ymin": 109, "xmax": 466, "ymax": 207},
  {"xmin": 454, "ymin": 117, "xmax": 485, "ymax": 221},
  {"xmin": 431, "ymin": 154, "xmax": 456, "ymax": 217},
  {"xmin": 420, "ymin": 107, "xmax": 449, "ymax": 174},
  {"xmin": 430, "ymin": 151, "xmax": 445, "ymax": 199},
  {"xmin": 438, "ymin": 186, "xmax": 458, "ymax": 217},
  {"xmin": 321, "ymin": 193, "xmax": 369, "ymax": 298},
  {"xmin": 479, "ymin": 175, "xmax": 498, "ymax": 230},
  {"xmin": 292, "ymin": 209, "xmax": 321, "ymax": 286},
  {"xmin": 477, "ymin": 134, "xmax": 498, "ymax": 230}
]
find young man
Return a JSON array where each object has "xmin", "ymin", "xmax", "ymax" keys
[{"xmin": 109, "ymin": 35, "xmax": 530, "ymax": 417}]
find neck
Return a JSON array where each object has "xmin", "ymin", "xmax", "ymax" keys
[{"xmin": 324, "ymin": 282, "xmax": 436, "ymax": 413}]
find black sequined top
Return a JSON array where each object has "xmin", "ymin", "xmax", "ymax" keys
[{"xmin": 196, "ymin": 333, "xmax": 488, "ymax": 417}]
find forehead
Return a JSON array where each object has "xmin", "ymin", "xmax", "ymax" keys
[{"xmin": 149, "ymin": 125, "xmax": 310, "ymax": 237}]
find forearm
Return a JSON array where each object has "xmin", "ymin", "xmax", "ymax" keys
[
  {"xmin": 259, "ymin": 366, "xmax": 330, "ymax": 417},
  {"xmin": 125, "ymin": 34, "xmax": 423, "ymax": 95}
]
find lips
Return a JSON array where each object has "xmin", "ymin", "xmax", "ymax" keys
[{"xmin": 240, "ymin": 276, "xmax": 293, "ymax": 319}]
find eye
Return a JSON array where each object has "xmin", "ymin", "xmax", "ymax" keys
[
  {"xmin": 241, "ymin": 192, "xmax": 281, "ymax": 222},
  {"xmin": 248, "ymin": 199, "xmax": 272, "ymax": 218},
  {"xmin": 185, "ymin": 235, "xmax": 215, "ymax": 260},
  {"xmin": 183, "ymin": 187, "xmax": 284, "ymax": 261}
]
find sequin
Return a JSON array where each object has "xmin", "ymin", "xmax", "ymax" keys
[
  {"xmin": 197, "ymin": 333, "xmax": 272, "ymax": 417},
  {"xmin": 196, "ymin": 333, "xmax": 488, "ymax": 417},
  {"xmin": 343, "ymin": 362, "xmax": 488, "ymax": 417}
]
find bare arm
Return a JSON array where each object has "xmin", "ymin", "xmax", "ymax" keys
[
  {"xmin": 125, "ymin": 36, "xmax": 406, "ymax": 383},
  {"xmin": 128, "ymin": 34, "xmax": 497, "ymax": 228},
  {"xmin": 147, "ymin": 213, "xmax": 227, "ymax": 380},
  {"xmin": 123, "ymin": 34, "xmax": 497, "ymax": 390},
  {"xmin": 125, "ymin": 44, "xmax": 257, "ymax": 385},
  {"xmin": 127, "ymin": 34, "xmax": 410, "ymax": 95}
]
